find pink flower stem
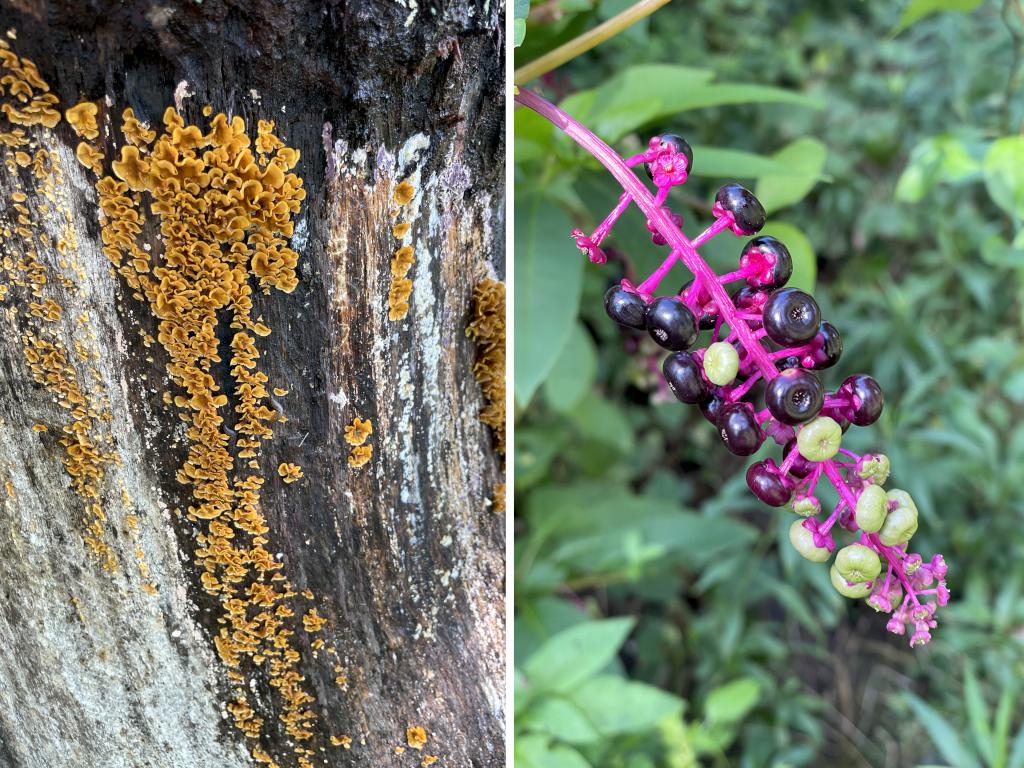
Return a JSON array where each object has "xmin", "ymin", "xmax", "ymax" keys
[
  {"xmin": 869, "ymin": 533, "xmax": 920, "ymax": 607},
  {"xmin": 824, "ymin": 396, "xmax": 850, "ymax": 409},
  {"xmin": 691, "ymin": 216, "xmax": 733, "ymax": 248},
  {"xmin": 592, "ymin": 192, "xmax": 633, "ymax": 244},
  {"xmin": 636, "ymin": 249, "xmax": 683, "ymax": 296},
  {"xmin": 515, "ymin": 87, "xmax": 779, "ymax": 381},
  {"xmin": 778, "ymin": 442, "xmax": 802, "ymax": 474},
  {"xmin": 727, "ymin": 372, "xmax": 762, "ymax": 402},
  {"xmin": 717, "ymin": 265, "xmax": 759, "ymax": 284}
]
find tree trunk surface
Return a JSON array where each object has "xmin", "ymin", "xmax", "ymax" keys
[{"xmin": 0, "ymin": 2, "xmax": 505, "ymax": 767}]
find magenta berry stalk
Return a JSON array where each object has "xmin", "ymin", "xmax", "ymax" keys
[{"xmin": 516, "ymin": 86, "xmax": 949, "ymax": 647}]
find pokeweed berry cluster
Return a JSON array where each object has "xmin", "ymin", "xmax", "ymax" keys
[{"xmin": 516, "ymin": 87, "xmax": 949, "ymax": 647}]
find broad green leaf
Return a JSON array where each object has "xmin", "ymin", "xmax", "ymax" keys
[
  {"xmin": 689, "ymin": 146, "xmax": 809, "ymax": 180},
  {"xmin": 754, "ymin": 223, "xmax": 816, "ymax": 293},
  {"xmin": 895, "ymin": 136, "xmax": 981, "ymax": 203},
  {"xmin": 755, "ymin": 138, "xmax": 828, "ymax": 214},
  {"xmin": 514, "ymin": 0, "xmax": 530, "ymax": 46},
  {"xmin": 568, "ymin": 675, "xmax": 685, "ymax": 736},
  {"xmin": 895, "ymin": 0, "xmax": 984, "ymax": 32},
  {"xmin": 964, "ymin": 663, "xmax": 994, "ymax": 766},
  {"xmin": 520, "ymin": 698, "xmax": 601, "ymax": 744},
  {"xmin": 515, "ymin": 734, "xmax": 593, "ymax": 768},
  {"xmin": 523, "ymin": 617, "xmax": 635, "ymax": 692},
  {"xmin": 1008, "ymin": 721, "xmax": 1024, "ymax": 768},
  {"xmin": 704, "ymin": 677, "xmax": 762, "ymax": 724},
  {"xmin": 905, "ymin": 692, "xmax": 982, "ymax": 768},
  {"xmin": 543, "ymin": 323, "xmax": 597, "ymax": 413},
  {"xmin": 565, "ymin": 391, "xmax": 634, "ymax": 453},
  {"xmin": 515, "ymin": 196, "xmax": 582, "ymax": 406},
  {"xmin": 984, "ymin": 137, "xmax": 1024, "ymax": 222}
]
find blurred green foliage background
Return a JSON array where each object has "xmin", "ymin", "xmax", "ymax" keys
[{"xmin": 513, "ymin": 1, "xmax": 1024, "ymax": 766}]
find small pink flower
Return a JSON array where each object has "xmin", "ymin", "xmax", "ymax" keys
[{"xmin": 570, "ymin": 228, "xmax": 607, "ymax": 264}]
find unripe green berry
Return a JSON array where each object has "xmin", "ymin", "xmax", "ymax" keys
[
  {"xmin": 857, "ymin": 453, "xmax": 890, "ymax": 485},
  {"xmin": 796, "ymin": 416, "xmax": 842, "ymax": 462},
  {"xmin": 855, "ymin": 485, "xmax": 888, "ymax": 533},
  {"xmin": 878, "ymin": 489, "xmax": 918, "ymax": 546},
  {"xmin": 830, "ymin": 565, "xmax": 872, "ymax": 598},
  {"xmin": 703, "ymin": 342, "xmax": 740, "ymax": 386},
  {"xmin": 835, "ymin": 543, "xmax": 882, "ymax": 583},
  {"xmin": 788, "ymin": 520, "xmax": 831, "ymax": 562},
  {"xmin": 791, "ymin": 495, "xmax": 821, "ymax": 518}
]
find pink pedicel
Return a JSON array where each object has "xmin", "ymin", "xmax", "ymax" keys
[{"xmin": 516, "ymin": 86, "xmax": 948, "ymax": 647}]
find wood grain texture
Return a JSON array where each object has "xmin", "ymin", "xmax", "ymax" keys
[{"xmin": 0, "ymin": 1, "xmax": 505, "ymax": 766}]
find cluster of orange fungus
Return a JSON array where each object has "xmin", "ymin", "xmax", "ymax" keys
[
  {"xmin": 387, "ymin": 179, "xmax": 416, "ymax": 321},
  {"xmin": 0, "ymin": 45, "xmax": 129, "ymax": 575},
  {"xmin": 0, "ymin": 39, "xmax": 60, "ymax": 132},
  {"xmin": 81, "ymin": 105, "xmax": 334, "ymax": 765},
  {"xmin": 465, "ymin": 279, "xmax": 506, "ymax": 455},
  {"xmin": 65, "ymin": 101, "xmax": 98, "ymax": 140},
  {"xmin": 345, "ymin": 416, "xmax": 373, "ymax": 468}
]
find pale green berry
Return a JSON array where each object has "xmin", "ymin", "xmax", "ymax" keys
[
  {"xmin": 788, "ymin": 520, "xmax": 831, "ymax": 562},
  {"xmin": 834, "ymin": 543, "xmax": 882, "ymax": 583},
  {"xmin": 703, "ymin": 342, "xmax": 740, "ymax": 386},
  {"xmin": 796, "ymin": 416, "xmax": 842, "ymax": 462},
  {"xmin": 855, "ymin": 485, "xmax": 888, "ymax": 533},
  {"xmin": 830, "ymin": 565, "xmax": 872, "ymax": 598},
  {"xmin": 878, "ymin": 489, "xmax": 918, "ymax": 546},
  {"xmin": 791, "ymin": 495, "xmax": 821, "ymax": 518},
  {"xmin": 856, "ymin": 453, "xmax": 890, "ymax": 485}
]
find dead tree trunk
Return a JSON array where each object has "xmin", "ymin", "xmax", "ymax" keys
[{"xmin": 0, "ymin": 2, "xmax": 505, "ymax": 767}]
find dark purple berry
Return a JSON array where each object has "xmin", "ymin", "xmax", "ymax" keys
[
  {"xmin": 807, "ymin": 322, "xmax": 843, "ymax": 370},
  {"xmin": 746, "ymin": 460, "xmax": 792, "ymax": 506},
  {"xmin": 663, "ymin": 352, "xmax": 707, "ymax": 404},
  {"xmin": 765, "ymin": 368, "xmax": 824, "ymax": 425},
  {"xmin": 731, "ymin": 284, "xmax": 767, "ymax": 320},
  {"xmin": 644, "ymin": 134, "xmax": 693, "ymax": 180},
  {"xmin": 762, "ymin": 287, "xmax": 821, "ymax": 346},
  {"xmin": 717, "ymin": 402, "xmax": 764, "ymax": 456},
  {"xmin": 775, "ymin": 354, "xmax": 802, "ymax": 371},
  {"xmin": 604, "ymin": 286, "xmax": 647, "ymax": 329},
  {"xmin": 783, "ymin": 438, "xmax": 815, "ymax": 478},
  {"xmin": 842, "ymin": 374, "xmax": 884, "ymax": 426},
  {"xmin": 700, "ymin": 393, "xmax": 724, "ymax": 424},
  {"xmin": 715, "ymin": 184, "xmax": 766, "ymax": 236},
  {"xmin": 645, "ymin": 296, "xmax": 698, "ymax": 351},
  {"xmin": 740, "ymin": 236, "xmax": 792, "ymax": 289}
]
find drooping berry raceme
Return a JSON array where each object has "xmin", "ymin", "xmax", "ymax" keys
[{"xmin": 515, "ymin": 87, "xmax": 949, "ymax": 647}]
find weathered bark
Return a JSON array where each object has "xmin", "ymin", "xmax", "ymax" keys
[{"xmin": 0, "ymin": 2, "xmax": 505, "ymax": 767}]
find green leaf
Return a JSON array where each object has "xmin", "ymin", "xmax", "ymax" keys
[
  {"xmin": 1008, "ymin": 721, "xmax": 1024, "ymax": 768},
  {"xmin": 895, "ymin": 136, "xmax": 981, "ymax": 203},
  {"xmin": 565, "ymin": 391, "xmax": 634, "ymax": 453},
  {"xmin": 895, "ymin": 0, "xmax": 984, "ymax": 33},
  {"xmin": 754, "ymin": 223, "xmax": 816, "ymax": 293},
  {"xmin": 964, "ymin": 663, "xmax": 994, "ymax": 766},
  {"xmin": 515, "ymin": 734, "xmax": 593, "ymax": 768},
  {"xmin": 515, "ymin": 195, "xmax": 582, "ymax": 406},
  {"xmin": 567, "ymin": 675, "xmax": 685, "ymax": 736},
  {"xmin": 689, "ymin": 146, "xmax": 809, "ymax": 180},
  {"xmin": 523, "ymin": 618, "xmax": 635, "ymax": 693},
  {"xmin": 905, "ymin": 692, "xmax": 982, "ymax": 768},
  {"xmin": 704, "ymin": 677, "xmax": 762, "ymax": 724},
  {"xmin": 984, "ymin": 137, "xmax": 1024, "ymax": 222},
  {"xmin": 755, "ymin": 138, "xmax": 828, "ymax": 214},
  {"xmin": 520, "ymin": 698, "xmax": 601, "ymax": 745},
  {"xmin": 543, "ymin": 323, "xmax": 597, "ymax": 413},
  {"xmin": 514, "ymin": 0, "xmax": 530, "ymax": 47}
]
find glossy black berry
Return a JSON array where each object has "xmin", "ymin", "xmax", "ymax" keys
[
  {"xmin": 679, "ymin": 279, "xmax": 717, "ymax": 329},
  {"xmin": 663, "ymin": 352, "xmax": 707, "ymax": 404},
  {"xmin": 645, "ymin": 296, "xmax": 698, "ymax": 351},
  {"xmin": 644, "ymin": 134, "xmax": 693, "ymax": 180},
  {"xmin": 740, "ymin": 236, "xmax": 792, "ymax": 289},
  {"xmin": 762, "ymin": 287, "xmax": 821, "ymax": 346},
  {"xmin": 808, "ymin": 321, "xmax": 843, "ymax": 370},
  {"xmin": 731, "ymin": 284, "xmax": 767, "ymax": 316},
  {"xmin": 604, "ymin": 286, "xmax": 647, "ymax": 329},
  {"xmin": 842, "ymin": 374, "xmax": 884, "ymax": 426},
  {"xmin": 715, "ymin": 184, "xmax": 766, "ymax": 235},
  {"xmin": 765, "ymin": 368, "xmax": 824, "ymax": 425},
  {"xmin": 783, "ymin": 438, "xmax": 815, "ymax": 478},
  {"xmin": 775, "ymin": 354, "xmax": 802, "ymax": 372},
  {"xmin": 717, "ymin": 402, "xmax": 764, "ymax": 456},
  {"xmin": 700, "ymin": 393, "xmax": 725, "ymax": 425},
  {"xmin": 746, "ymin": 460, "xmax": 792, "ymax": 506}
]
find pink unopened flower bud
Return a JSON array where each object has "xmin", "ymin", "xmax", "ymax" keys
[
  {"xmin": 910, "ymin": 629, "xmax": 931, "ymax": 647},
  {"xmin": 931, "ymin": 554, "xmax": 947, "ymax": 579},
  {"xmin": 936, "ymin": 582, "xmax": 950, "ymax": 606},
  {"xmin": 887, "ymin": 616, "xmax": 906, "ymax": 635},
  {"xmin": 903, "ymin": 554, "xmax": 923, "ymax": 575}
]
